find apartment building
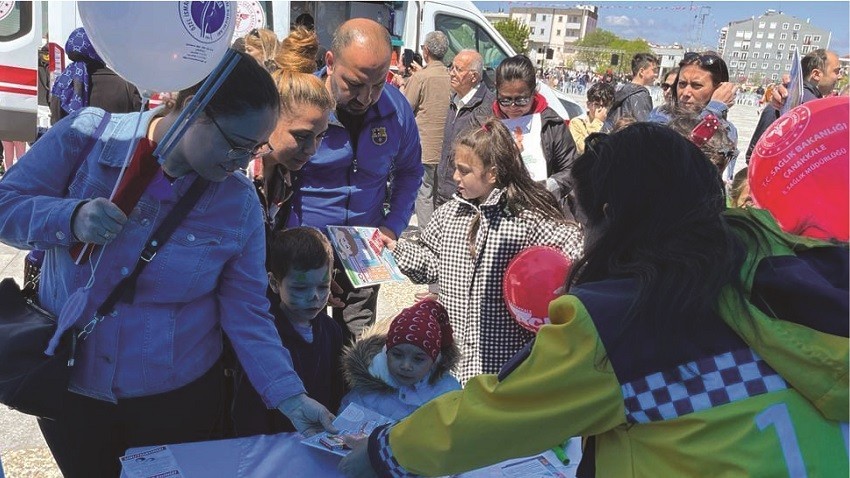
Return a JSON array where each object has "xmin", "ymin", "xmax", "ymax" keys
[{"xmin": 718, "ymin": 9, "xmax": 830, "ymax": 84}]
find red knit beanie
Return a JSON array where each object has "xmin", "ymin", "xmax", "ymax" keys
[{"xmin": 386, "ymin": 299, "xmax": 454, "ymax": 361}]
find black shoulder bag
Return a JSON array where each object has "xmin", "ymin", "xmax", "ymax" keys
[{"xmin": 0, "ymin": 176, "xmax": 210, "ymax": 420}]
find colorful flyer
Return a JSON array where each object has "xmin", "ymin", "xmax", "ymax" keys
[
  {"xmin": 327, "ymin": 226, "xmax": 406, "ymax": 288},
  {"xmin": 301, "ymin": 403, "xmax": 393, "ymax": 456}
]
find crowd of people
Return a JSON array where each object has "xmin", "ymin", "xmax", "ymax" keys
[{"xmin": 0, "ymin": 17, "xmax": 846, "ymax": 478}]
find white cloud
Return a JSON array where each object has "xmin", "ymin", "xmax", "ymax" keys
[{"xmin": 604, "ymin": 15, "xmax": 639, "ymax": 27}]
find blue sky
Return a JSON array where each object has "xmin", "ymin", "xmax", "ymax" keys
[{"xmin": 474, "ymin": 1, "xmax": 850, "ymax": 54}]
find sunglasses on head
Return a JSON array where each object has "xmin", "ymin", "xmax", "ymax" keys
[{"xmin": 681, "ymin": 52, "xmax": 729, "ymax": 82}]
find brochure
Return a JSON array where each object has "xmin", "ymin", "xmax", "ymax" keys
[
  {"xmin": 327, "ymin": 226, "xmax": 406, "ymax": 288},
  {"xmin": 120, "ymin": 445, "xmax": 185, "ymax": 478},
  {"xmin": 301, "ymin": 403, "xmax": 393, "ymax": 457}
]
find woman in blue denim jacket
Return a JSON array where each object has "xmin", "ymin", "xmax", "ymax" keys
[{"xmin": 0, "ymin": 51, "xmax": 334, "ymax": 477}]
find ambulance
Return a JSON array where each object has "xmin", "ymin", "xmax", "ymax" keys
[{"xmin": 0, "ymin": 1, "xmax": 581, "ymax": 143}]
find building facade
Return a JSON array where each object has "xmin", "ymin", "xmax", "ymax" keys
[
  {"xmin": 718, "ymin": 10, "xmax": 831, "ymax": 84},
  {"xmin": 483, "ymin": 4, "xmax": 598, "ymax": 67}
]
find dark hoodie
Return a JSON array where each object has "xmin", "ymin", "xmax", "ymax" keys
[
  {"xmin": 602, "ymin": 82, "xmax": 653, "ymax": 131},
  {"xmin": 492, "ymin": 93, "xmax": 578, "ymax": 198},
  {"xmin": 230, "ymin": 289, "xmax": 346, "ymax": 436}
]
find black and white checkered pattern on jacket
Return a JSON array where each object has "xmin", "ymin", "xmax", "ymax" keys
[{"xmin": 394, "ymin": 188, "xmax": 583, "ymax": 384}]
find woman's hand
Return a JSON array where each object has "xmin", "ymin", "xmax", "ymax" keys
[
  {"xmin": 377, "ymin": 227, "xmax": 397, "ymax": 251},
  {"xmin": 277, "ymin": 393, "xmax": 338, "ymax": 437},
  {"xmin": 71, "ymin": 198, "xmax": 127, "ymax": 244},
  {"xmin": 338, "ymin": 434, "xmax": 377, "ymax": 478},
  {"xmin": 711, "ymin": 82, "xmax": 738, "ymax": 108}
]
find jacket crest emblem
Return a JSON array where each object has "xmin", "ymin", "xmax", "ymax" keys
[{"xmin": 371, "ymin": 126, "xmax": 388, "ymax": 146}]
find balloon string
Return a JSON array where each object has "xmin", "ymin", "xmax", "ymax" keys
[{"xmin": 79, "ymin": 96, "xmax": 150, "ymax": 286}]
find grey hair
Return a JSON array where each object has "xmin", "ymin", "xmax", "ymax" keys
[
  {"xmin": 458, "ymin": 49, "xmax": 483, "ymax": 77},
  {"xmin": 423, "ymin": 31, "xmax": 448, "ymax": 60}
]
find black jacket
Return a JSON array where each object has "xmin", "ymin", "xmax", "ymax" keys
[
  {"xmin": 231, "ymin": 289, "xmax": 346, "ymax": 436},
  {"xmin": 603, "ymin": 82, "xmax": 653, "ymax": 131},
  {"xmin": 746, "ymin": 81, "xmax": 822, "ymax": 162},
  {"xmin": 50, "ymin": 63, "xmax": 143, "ymax": 125},
  {"xmin": 536, "ymin": 105, "xmax": 578, "ymax": 197},
  {"xmin": 435, "ymin": 84, "xmax": 496, "ymax": 207}
]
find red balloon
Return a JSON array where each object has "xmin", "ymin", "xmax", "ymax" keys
[
  {"xmin": 749, "ymin": 96, "xmax": 849, "ymax": 241},
  {"xmin": 503, "ymin": 246, "xmax": 572, "ymax": 333}
]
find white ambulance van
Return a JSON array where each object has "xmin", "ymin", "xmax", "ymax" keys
[{"xmin": 0, "ymin": 0, "xmax": 581, "ymax": 142}]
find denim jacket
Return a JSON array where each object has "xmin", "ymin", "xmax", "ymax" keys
[{"xmin": 0, "ymin": 108, "xmax": 305, "ymax": 405}]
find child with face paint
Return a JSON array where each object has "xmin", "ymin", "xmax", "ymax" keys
[
  {"xmin": 231, "ymin": 227, "xmax": 346, "ymax": 436},
  {"xmin": 339, "ymin": 299, "xmax": 461, "ymax": 421}
]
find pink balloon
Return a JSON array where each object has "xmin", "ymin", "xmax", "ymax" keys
[
  {"xmin": 503, "ymin": 246, "xmax": 572, "ymax": 333},
  {"xmin": 749, "ymin": 96, "xmax": 849, "ymax": 241}
]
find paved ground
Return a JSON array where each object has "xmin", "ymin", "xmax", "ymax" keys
[{"xmin": 0, "ymin": 99, "xmax": 762, "ymax": 477}]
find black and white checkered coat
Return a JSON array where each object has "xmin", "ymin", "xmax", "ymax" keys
[{"xmin": 393, "ymin": 188, "xmax": 583, "ymax": 383}]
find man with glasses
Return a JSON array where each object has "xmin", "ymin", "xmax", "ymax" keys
[
  {"xmin": 435, "ymin": 49, "xmax": 496, "ymax": 208},
  {"xmin": 603, "ymin": 53, "xmax": 658, "ymax": 131},
  {"xmin": 746, "ymin": 49, "xmax": 843, "ymax": 163},
  {"xmin": 286, "ymin": 19, "xmax": 423, "ymax": 344}
]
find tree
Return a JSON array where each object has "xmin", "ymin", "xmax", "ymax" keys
[
  {"xmin": 494, "ymin": 18, "xmax": 530, "ymax": 54},
  {"xmin": 573, "ymin": 29, "xmax": 652, "ymax": 74}
]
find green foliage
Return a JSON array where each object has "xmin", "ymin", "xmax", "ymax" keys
[
  {"xmin": 494, "ymin": 18, "xmax": 530, "ymax": 54},
  {"xmin": 574, "ymin": 29, "xmax": 653, "ymax": 74}
]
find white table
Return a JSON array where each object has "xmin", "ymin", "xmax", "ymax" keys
[{"xmin": 121, "ymin": 433, "xmax": 581, "ymax": 478}]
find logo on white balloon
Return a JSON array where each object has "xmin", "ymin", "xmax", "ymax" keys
[
  {"xmin": 0, "ymin": 1, "xmax": 15, "ymax": 22},
  {"xmin": 233, "ymin": 0, "xmax": 266, "ymax": 40},
  {"xmin": 180, "ymin": 1, "xmax": 233, "ymax": 44}
]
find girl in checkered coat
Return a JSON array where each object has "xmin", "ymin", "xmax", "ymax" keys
[
  {"xmin": 340, "ymin": 123, "xmax": 848, "ymax": 478},
  {"xmin": 385, "ymin": 118, "xmax": 582, "ymax": 384}
]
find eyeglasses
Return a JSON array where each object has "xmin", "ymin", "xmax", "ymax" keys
[
  {"xmin": 449, "ymin": 64, "xmax": 472, "ymax": 74},
  {"xmin": 207, "ymin": 112, "xmax": 274, "ymax": 160},
  {"xmin": 680, "ymin": 52, "xmax": 729, "ymax": 82},
  {"xmin": 660, "ymin": 82, "xmax": 675, "ymax": 91},
  {"xmin": 497, "ymin": 96, "xmax": 531, "ymax": 107}
]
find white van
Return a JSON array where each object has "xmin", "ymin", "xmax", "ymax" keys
[
  {"xmin": 0, "ymin": 0, "xmax": 582, "ymax": 141},
  {"xmin": 0, "ymin": 2, "xmax": 41, "ymax": 142},
  {"xmin": 265, "ymin": 0, "xmax": 581, "ymax": 119}
]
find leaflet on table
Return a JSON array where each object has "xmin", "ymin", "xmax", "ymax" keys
[
  {"xmin": 301, "ymin": 403, "xmax": 393, "ymax": 456},
  {"xmin": 327, "ymin": 226, "xmax": 406, "ymax": 288},
  {"xmin": 120, "ymin": 445, "xmax": 185, "ymax": 478},
  {"xmin": 451, "ymin": 449, "xmax": 574, "ymax": 477}
]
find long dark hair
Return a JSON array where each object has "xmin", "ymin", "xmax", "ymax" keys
[
  {"xmin": 566, "ymin": 123, "xmax": 745, "ymax": 348},
  {"xmin": 455, "ymin": 118, "xmax": 564, "ymax": 255}
]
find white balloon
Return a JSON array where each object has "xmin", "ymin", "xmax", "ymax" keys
[{"xmin": 79, "ymin": 1, "xmax": 237, "ymax": 93}]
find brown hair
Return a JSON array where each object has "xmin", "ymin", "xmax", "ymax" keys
[
  {"xmin": 268, "ymin": 227, "xmax": 333, "ymax": 280},
  {"xmin": 272, "ymin": 27, "xmax": 335, "ymax": 115},
  {"xmin": 455, "ymin": 118, "xmax": 565, "ymax": 256},
  {"xmin": 244, "ymin": 28, "xmax": 279, "ymax": 70},
  {"xmin": 666, "ymin": 106, "xmax": 737, "ymax": 173}
]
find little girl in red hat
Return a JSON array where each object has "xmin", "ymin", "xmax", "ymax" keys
[{"xmin": 340, "ymin": 299, "xmax": 461, "ymax": 420}]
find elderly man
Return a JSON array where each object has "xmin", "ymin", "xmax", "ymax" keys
[
  {"xmin": 404, "ymin": 31, "xmax": 451, "ymax": 233},
  {"xmin": 287, "ymin": 18, "xmax": 423, "ymax": 343},
  {"xmin": 746, "ymin": 49, "xmax": 843, "ymax": 163},
  {"xmin": 604, "ymin": 52, "xmax": 658, "ymax": 130},
  {"xmin": 435, "ymin": 49, "xmax": 496, "ymax": 207}
]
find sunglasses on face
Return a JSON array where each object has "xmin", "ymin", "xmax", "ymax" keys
[
  {"xmin": 681, "ymin": 52, "xmax": 730, "ymax": 82},
  {"xmin": 661, "ymin": 83, "xmax": 675, "ymax": 91},
  {"xmin": 497, "ymin": 96, "xmax": 531, "ymax": 107}
]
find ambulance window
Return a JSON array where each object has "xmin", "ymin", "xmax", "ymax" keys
[
  {"xmin": 0, "ymin": 2, "xmax": 33, "ymax": 42},
  {"xmin": 435, "ymin": 14, "xmax": 508, "ymax": 69}
]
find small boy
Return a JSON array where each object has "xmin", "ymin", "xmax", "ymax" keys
[
  {"xmin": 231, "ymin": 227, "xmax": 346, "ymax": 436},
  {"xmin": 569, "ymin": 81, "xmax": 616, "ymax": 154}
]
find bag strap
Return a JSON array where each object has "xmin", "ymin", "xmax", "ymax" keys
[
  {"xmin": 76, "ymin": 176, "xmax": 210, "ymax": 340},
  {"xmin": 96, "ymin": 176, "xmax": 210, "ymax": 316}
]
